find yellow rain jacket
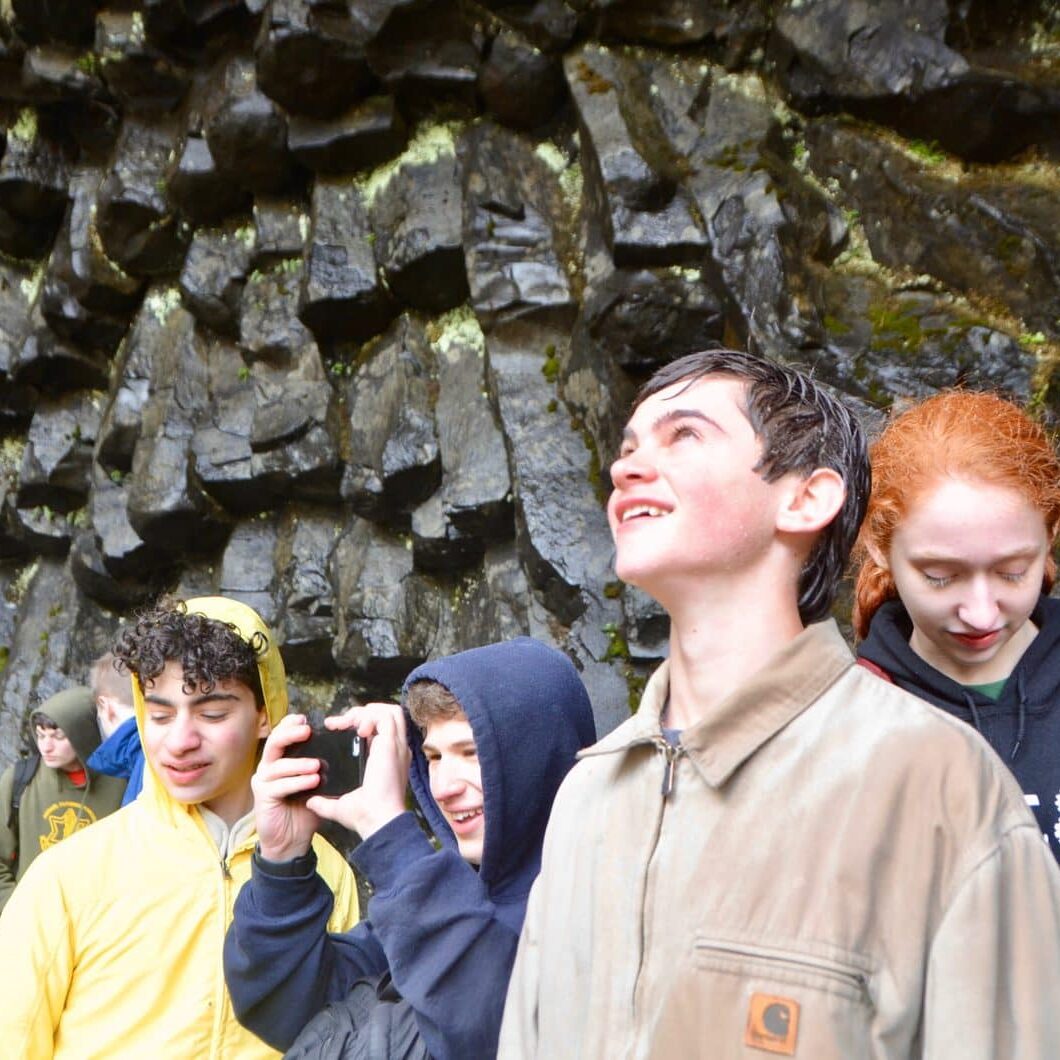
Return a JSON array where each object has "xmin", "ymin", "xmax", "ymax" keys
[{"xmin": 0, "ymin": 597, "xmax": 360, "ymax": 1059}]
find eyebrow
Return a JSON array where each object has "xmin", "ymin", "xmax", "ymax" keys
[
  {"xmin": 908, "ymin": 546, "xmax": 1043, "ymax": 564},
  {"xmin": 144, "ymin": 691, "xmax": 242, "ymax": 708},
  {"xmin": 421, "ymin": 738, "xmax": 478, "ymax": 755},
  {"xmin": 621, "ymin": 407, "xmax": 727, "ymax": 446}
]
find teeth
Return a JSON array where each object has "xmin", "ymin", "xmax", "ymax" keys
[
  {"xmin": 622, "ymin": 504, "xmax": 666, "ymax": 522},
  {"xmin": 453, "ymin": 809, "xmax": 482, "ymax": 822}
]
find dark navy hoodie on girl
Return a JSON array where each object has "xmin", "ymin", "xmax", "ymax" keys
[
  {"xmin": 224, "ymin": 637, "xmax": 596, "ymax": 1058},
  {"xmin": 858, "ymin": 595, "xmax": 1060, "ymax": 863}
]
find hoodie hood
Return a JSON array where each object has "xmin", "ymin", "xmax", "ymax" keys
[
  {"xmin": 35, "ymin": 686, "xmax": 100, "ymax": 767},
  {"xmin": 402, "ymin": 637, "xmax": 596, "ymax": 901},
  {"xmin": 133, "ymin": 596, "xmax": 287, "ymax": 820}
]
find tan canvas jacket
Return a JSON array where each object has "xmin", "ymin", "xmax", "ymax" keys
[{"xmin": 500, "ymin": 621, "xmax": 1060, "ymax": 1059}]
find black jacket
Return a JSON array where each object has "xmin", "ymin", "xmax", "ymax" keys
[{"xmin": 859, "ymin": 595, "xmax": 1060, "ymax": 862}]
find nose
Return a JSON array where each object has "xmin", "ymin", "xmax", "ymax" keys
[
  {"xmin": 430, "ymin": 758, "xmax": 466, "ymax": 803},
  {"xmin": 956, "ymin": 576, "xmax": 1001, "ymax": 631},
  {"xmin": 609, "ymin": 446, "xmax": 657, "ymax": 491},
  {"xmin": 166, "ymin": 712, "xmax": 201, "ymax": 753}
]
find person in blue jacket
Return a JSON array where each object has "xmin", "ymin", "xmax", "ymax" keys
[
  {"xmin": 224, "ymin": 637, "xmax": 596, "ymax": 1059},
  {"xmin": 85, "ymin": 652, "xmax": 145, "ymax": 806}
]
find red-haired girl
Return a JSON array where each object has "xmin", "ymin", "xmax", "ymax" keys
[{"xmin": 854, "ymin": 389, "xmax": 1060, "ymax": 862}]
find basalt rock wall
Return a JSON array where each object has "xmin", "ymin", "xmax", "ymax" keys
[{"xmin": 0, "ymin": 0, "xmax": 1057, "ymax": 760}]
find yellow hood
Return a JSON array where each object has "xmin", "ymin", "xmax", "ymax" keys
[{"xmin": 132, "ymin": 596, "xmax": 288, "ymax": 818}]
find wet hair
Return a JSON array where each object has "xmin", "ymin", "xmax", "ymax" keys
[
  {"xmin": 406, "ymin": 680, "xmax": 465, "ymax": 732},
  {"xmin": 112, "ymin": 597, "xmax": 266, "ymax": 707},
  {"xmin": 89, "ymin": 651, "xmax": 131, "ymax": 704},
  {"xmin": 632, "ymin": 348, "xmax": 870, "ymax": 625},
  {"xmin": 852, "ymin": 389, "xmax": 1060, "ymax": 638}
]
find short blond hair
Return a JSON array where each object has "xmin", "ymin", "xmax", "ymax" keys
[{"xmin": 406, "ymin": 680, "xmax": 464, "ymax": 731}]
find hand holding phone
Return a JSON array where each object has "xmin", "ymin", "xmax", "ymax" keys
[{"xmin": 282, "ymin": 714, "xmax": 366, "ymax": 800}]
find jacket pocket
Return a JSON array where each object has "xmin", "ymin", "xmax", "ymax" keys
[
  {"xmin": 647, "ymin": 934, "xmax": 875, "ymax": 1060},
  {"xmin": 692, "ymin": 937, "xmax": 871, "ymax": 1003}
]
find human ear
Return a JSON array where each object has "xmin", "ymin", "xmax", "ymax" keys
[
  {"xmin": 256, "ymin": 707, "xmax": 271, "ymax": 738},
  {"xmin": 775, "ymin": 467, "xmax": 846, "ymax": 537}
]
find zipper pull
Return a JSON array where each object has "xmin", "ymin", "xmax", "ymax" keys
[
  {"xmin": 220, "ymin": 858, "xmax": 232, "ymax": 880},
  {"xmin": 661, "ymin": 743, "xmax": 680, "ymax": 799}
]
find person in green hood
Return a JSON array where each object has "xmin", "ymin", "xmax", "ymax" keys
[{"xmin": 0, "ymin": 686, "xmax": 126, "ymax": 912}]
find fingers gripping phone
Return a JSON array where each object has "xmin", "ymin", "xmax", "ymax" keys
[{"xmin": 284, "ymin": 714, "xmax": 366, "ymax": 800}]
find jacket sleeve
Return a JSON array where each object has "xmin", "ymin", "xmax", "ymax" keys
[
  {"xmin": 0, "ymin": 765, "xmax": 18, "ymax": 913},
  {"xmin": 352, "ymin": 811, "xmax": 522, "ymax": 1060},
  {"xmin": 497, "ymin": 876, "xmax": 543, "ymax": 1058},
  {"xmin": 923, "ymin": 822, "xmax": 1060, "ymax": 1058},
  {"xmin": 0, "ymin": 847, "xmax": 75, "ymax": 1056},
  {"xmin": 224, "ymin": 846, "xmax": 390, "ymax": 1052}
]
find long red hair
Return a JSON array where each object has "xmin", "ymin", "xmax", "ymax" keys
[{"xmin": 852, "ymin": 390, "xmax": 1060, "ymax": 638}]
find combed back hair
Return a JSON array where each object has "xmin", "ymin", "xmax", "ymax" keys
[
  {"xmin": 90, "ymin": 651, "xmax": 132, "ymax": 704},
  {"xmin": 853, "ymin": 389, "xmax": 1060, "ymax": 638},
  {"xmin": 112, "ymin": 597, "xmax": 266, "ymax": 706},
  {"xmin": 633, "ymin": 348, "xmax": 870, "ymax": 625},
  {"xmin": 406, "ymin": 680, "xmax": 465, "ymax": 732}
]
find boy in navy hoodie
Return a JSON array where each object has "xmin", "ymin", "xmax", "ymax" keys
[
  {"xmin": 86, "ymin": 652, "xmax": 145, "ymax": 806},
  {"xmin": 224, "ymin": 638, "xmax": 595, "ymax": 1059}
]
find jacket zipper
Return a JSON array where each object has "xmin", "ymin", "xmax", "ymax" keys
[
  {"xmin": 695, "ymin": 938, "xmax": 869, "ymax": 994},
  {"xmin": 660, "ymin": 739, "xmax": 684, "ymax": 798}
]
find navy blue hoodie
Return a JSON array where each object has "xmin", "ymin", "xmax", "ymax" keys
[
  {"xmin": 224, "ymin": 637, "xmax": 596, "ymax": 1058},
  {"xmin": 859, "ymin": 596, "xmax": 1060, "ymax": 862}
]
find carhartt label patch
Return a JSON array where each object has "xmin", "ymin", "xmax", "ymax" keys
[{"xmin": 744, "ymin": 992, "xmax": 800, "ymax": 1055}]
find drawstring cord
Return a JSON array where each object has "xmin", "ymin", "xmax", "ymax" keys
[{"xmin": 1010, "ymin": 672, "xmax": 1027, "ymax": 761}]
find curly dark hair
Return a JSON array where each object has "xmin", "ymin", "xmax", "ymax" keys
[{"xmin": 112, "ymin": 597, "xmax": 266, "ymax": 706}]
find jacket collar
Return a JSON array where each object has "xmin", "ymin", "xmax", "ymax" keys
[{"xmin": 586, "ymin": 620, "xmax": 854, "ymax": 788}]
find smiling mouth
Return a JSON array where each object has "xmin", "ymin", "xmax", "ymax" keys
[
  {"xmin": 621, "ymin": 504, "xmax": 668, "ymax": 523},
  {"xmin": 450, "ymin": 808, "xmax": 483, "ymax": 825}
]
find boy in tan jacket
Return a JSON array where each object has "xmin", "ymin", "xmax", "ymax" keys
[{"xmin": 500, "ymin": 349, "xmax": 1060, "ymax": 1059}]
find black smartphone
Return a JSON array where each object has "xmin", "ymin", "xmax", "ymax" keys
[{"xmin": 284, "ymin": 716, "xmax": 366, "ymax": 800}]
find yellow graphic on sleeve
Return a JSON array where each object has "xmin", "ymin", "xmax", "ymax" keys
[{"xmin": 39, "ymin": 801, "xmax": 99, "ymax": 852}]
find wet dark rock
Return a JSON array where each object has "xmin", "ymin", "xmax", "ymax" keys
[
  {"xmin": 685, "ymin": 72, "xmax": 846, "ymax": 357},
  {"xmin": 95, "ymin": 9, "xmax": 191, "ymax": 113},
  {"xmin": 17, "ymin": 391, "xmax": 100, "ymax": 512},
  {"xmin": 166, "ymin": 134, "xmax": 252, "ymax": 226},
  {"xmin": 274, "ymin": 506, "xmax": 341, "ymax": 675},
  {"xmin": 365, "ymin": 0, "xmax": 481, "ymax": 115},
  {"xmin": 812, "ymin": 273, "xmax": 1035, "ymax": 408},
  {"xmin": 579, "ymin": 263, "xmax": 726, "ymax": 373},
  {"xmin": 2, "ymin": 500, "xmax": 76, "ymax": 557},
  {"xmin": 10, "ymin": 0, "xmax": 99, "ymax": 48},
  {"xmin": 252, "ymin": 197, "xmax": 308, "ymax": 265},
  {"xmin": 340, "ymin": 315, "xmax": 441, "ymax": 524},
  {"xmin": 299, "ymin": 178, "xmax": 396, "ymax": 344},
  {"xmin": 20, "ymin": 45, "xmax": 107, "ymax": 106},
  {"xmin": 486, "ymin": 326, "xmax": 614, "ymax": 626},
  {"xmin": 566, "ymin": 46, "xmax": 707, "ymax": 267},
  {"xmin": 205, "ymin": 57, "xmax": 298, "ymax": 196},
  {"xmin": 288, "ymin": 95, "xmax": 407, "ymax": 174},
  {"xmin": 241, "ymin": 258, "xmax": 319, "ymax": 367},
  {"xmin": 255, "ymin": 0, "xmax": 375, "ymax": 118},
  {"xmin": 807, "ymin": 120, "xmax": 1060, "ymax": 338},
  {"xmin": 621, "ymin": 583, "xmax": 669, "ymax": 660},
  {"xmin": 480, "ymin": 29, "xmax": 566, "ymax": 130},
  {"xmin": 588, "ymin": 0, "xmax": 769, "ymax": 54},
  {"xmin": 95, "ymin": 290, "xmax": 162, "ymax": 474},
  {"xmin": 411, "ymin": 313, "xmax": 512, "ymax": 570},
  {"xmin": 70, "ymin": 528, "xmax": 164, "ymax": 609},
  {"xmin": 0, "ymin": 259, "xmax": 44, "ymax": 404},
  {"xmin": 486, "ymin": 0, "xmax": 581, "ymax": 54},
  {"xmin": 217, "ymin": 515, "xmax": 281, "ymax": 627},
  {"xmin": 97, "ymin": 116, "xmax": 191, "ymax": 275},
  {"xmin": 86, "ymin": 464, "xmax": 159, "ymax": 580},
  {"xmin": 15, "ymin": 310, "xmax": 111, "ymax": 391},
  {"xmin": 142, "ymin": 0, "xmax": 257, "ymax": 58},
  {"xmin": 41, "ymin": 166, "xmax": 144, "ymax": 351},
  {"xmin": 179, "ymin": 221, "xmax": 255, "ymax": 337},
  {"xmin": 0, "ymin": 112, "xmax": 70, "ymax": 258},
  {"xmin": 371, "ymin": 131, "xmax": 469, "ymax": 312},
  {"xmin": 771, "ymin": 0, "xmax": 1060, "ymax": 162},
  {"xmin": 250, "ymin": 364, "xmax": 345, "ymax": 504},
  {"xmin": 462, "ymin": 121, "xmax": 575, "ymax": 328},
  {"xmin": 124, "ymin": 293, "xmax": 231, "ymax": 550}
]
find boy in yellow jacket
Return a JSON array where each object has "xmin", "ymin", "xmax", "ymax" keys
[{"xmin": 0, "ymin": 596, "xmax": 360, "ymax": 1059}]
